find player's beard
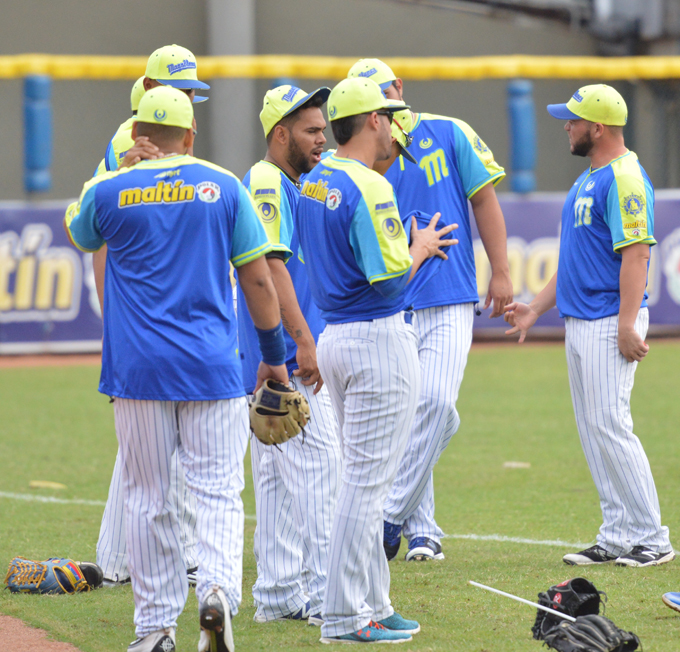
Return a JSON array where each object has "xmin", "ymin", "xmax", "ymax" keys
[
  {"xmin": 570, "ymin": 130, "xmax": 594, "ymax": 158},
  {"xmin": 286, "ymin": 134, "xmax": 316, "ymax": 176}
]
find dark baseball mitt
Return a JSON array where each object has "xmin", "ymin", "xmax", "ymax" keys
[
  {"xmin": 533, "ymin": 577, "xmax": 605, "ymax": 640},
  {"xmin": 543, "ymin": 614, "xmax": 640, "ymax": 652}
]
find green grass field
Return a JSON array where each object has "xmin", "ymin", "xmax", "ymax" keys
[{"xmin": 1, "ymin": 341, "xmax": 679, "ymax": 651}]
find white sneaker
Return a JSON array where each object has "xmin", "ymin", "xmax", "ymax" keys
[
  {"xmin": 127, "ymin": 628, "xmax": 176, "ymax": 652},
  {"xmin": 199, "ymin": 587, "xmax": 234, "ymax": 652}
]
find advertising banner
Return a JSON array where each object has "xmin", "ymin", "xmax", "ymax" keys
[{"xmin": 1, "ymin": 193, "xmax": 678, "ymax": 352}]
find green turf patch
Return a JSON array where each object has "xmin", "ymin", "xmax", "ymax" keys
[{"xmin": 1, "ymin": 342, "xmax": 679, "ymax": 650}]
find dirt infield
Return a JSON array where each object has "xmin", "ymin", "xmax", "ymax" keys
[
  {"xmin": 0, "ymin": 615, "xmax": 81, "ymax": 651},
  {"xmin": 0, "ymin": 354, "xmax": 101, "ymax": 369}
]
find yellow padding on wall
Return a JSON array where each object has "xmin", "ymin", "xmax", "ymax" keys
[{"xmin": 1, "ymin": 54, "xmax": 680, "ymax": 80}]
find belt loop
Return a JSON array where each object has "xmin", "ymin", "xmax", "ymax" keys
[{"xmin": 404, "ymin": 309, "xmax": 414, "ymax": 325}]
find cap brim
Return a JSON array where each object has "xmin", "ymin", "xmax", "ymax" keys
[
  {"xmin": 378, "ymin": 80, "xmax": 394, "ymax": 91},
  {"xmin": 157, "ymin": 79, "xmax": 211, "ymax": 91},
  {"xmin": 400, "ymin": 146, "xmax": 417, "ymax": 165},
  {"xmin": 192, "ymin": 95, "xmax": 209, "ymax": 104},
  {"xmin": 282, "ymin": 86, "xmax": 332, "ymax": 118},
  {"xmin": 547, "ymin": 103, "xmax": 581, "ymax": 120}
]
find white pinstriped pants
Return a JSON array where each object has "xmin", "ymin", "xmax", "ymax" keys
[
  {"xmin": 565, "ymin": 308, "xmax": 671, "ymax": 555},
  {"xmin": 114, "ymin": 397, "xmax": 249, "ymax": 638},
  {"xmin": 250, "ymin": 378, "xmax": 342, "ymax": 619},
  {"xmin": 384, "ymin": 303, "xmax": 474, "ymax": 542},
  {"xmin": 96, "ymin": 446, "xmax": 198, "ymax": 582},
  {"xmin": 318, "ymin": 313, "xmax": 420, "ymax": 638}
]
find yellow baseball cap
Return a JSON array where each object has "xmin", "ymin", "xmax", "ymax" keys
[
  {"xmin": 135, "ymin": 86, "xmax": 194, "ymax": 130},
  {"xmin": 391, "ymin": 103, "xmax": 417, "ymax": 164},
  {"xmin": 130, "ymin": 77, "xmax": 145, "ymax": 112},
  {"xmin": 547, "ymin": 84, "xmax": 627, "ymax": 126},
  {"xmin": 260, "ymin": 85, "xmax": 331, "ymax": 137},
  {"xmin": 327, "ymin": 78, "xmax": 409, "ymax": 122},
  {"xmin": 145, "ymin": 44, "xmax": 209, "ymax": 103},
  {"xmin": 347, "ymin": 58, "xmax": 397, "ymax": 92}
]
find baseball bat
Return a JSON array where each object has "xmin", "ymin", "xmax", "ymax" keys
[{"xmin": 468, "ymin": 581, "xmax": 577, "ymax": 622}]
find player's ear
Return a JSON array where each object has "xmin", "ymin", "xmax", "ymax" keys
[
  {"xmin": 131, "ymin": 122, "xmax": 138, "ymax": 140},
  {"xmin": 184, "ymin": 127, "xmax": 195, "ymax": 154},
  {"xmin": 274, "ymin": 124, "xmax": 288, "ymax": 146}
]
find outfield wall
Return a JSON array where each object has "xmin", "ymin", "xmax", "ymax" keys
[{"xmin": 1, "ymin": 194, "xmax": 679, "ymax": 354}]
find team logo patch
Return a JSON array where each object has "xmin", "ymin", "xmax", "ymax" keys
[
  {"xmin": 154, "ymin": 109, "xmax": 167, "ymax": 122},
  {"xmin": 358, "ymin": 68, "xmax": 378, "ymax": 78},
  {"xmin": 258, "ymin": 202, "xmax": 278, "ymax": 222},
  {"xmin": 382, "ymin": 217, "xmax": 403, "ymax": 240},
  {"xmin": 329, "ymin": 105, "xmax": 337, "ymax": 119},
  {"xmin": 419, "ymin": 138, "xmax": 433, "ymax": 149},
  {"xmin": 623, "ymin": 193, "xmax": 645, "ymax": 217},
  {"xmin": 586, "ymin": 180, "xmax": 595, "ymax": 191},
  {"xmin": 326, "ymin": 189, "xmax": 342, "ymax": 210},
  {"xmin": 473, "ymin": 136, "xmax": 490, "ymax": 155},
  {"xmin": 572, "ymin": 90, "xmax": 584, "ymax": 102},
  {"xmin": 196, "ymin": 181, "xmax": 221, "ymax": 203},
  {"xmin": 631, "ymin": 229, "xmax": 640, "ymax": 236}
]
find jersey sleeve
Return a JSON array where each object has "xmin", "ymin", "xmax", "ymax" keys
[
  {"xmin": 63, "ymin": 181, "xmax": 105, "ymax": 253},
  {"xmin": 451, "ymin": 119, "xmax": 506, "ymax": 197},
  {"xmin": 246, "ymin": 164, "xmax": 294, "ymax": 261},
  {"xmin": 604, "ymin": 166, "xmax": 656, "ymax": 252},
  {"xmin": 230, "ymin": 182, "xmax": 273, "ymax": 267},
  {"xmin": 348, "ymin": 179, "xmax": 412, "ymax": 284}
]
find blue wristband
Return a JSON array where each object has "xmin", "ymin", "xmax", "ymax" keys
[{"xmin": 255, "ymin": 322, "xmax": 286, "ymax": 366}]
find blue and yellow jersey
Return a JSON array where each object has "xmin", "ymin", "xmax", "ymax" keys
[
  {"xmin": 93, "ymin": 117, "xmax": 135, "ymax": 176},
  {"xmin": 557, "ymin": 150, "xmax": 656, "ymax": 320},
  {"xmin": 64, "ymin": 154, "xmax": 270, "ymax": 401},
  {"xmin": 295, "ymin": 153, "xmax": 413, "ymax": 323},
  {"xmin": 384, "ymin": 113, "xmax": 505, "ymax": 309},
  {"xmin": 237, "ymin": 161, "xmax": 325, "ymax": 393}
]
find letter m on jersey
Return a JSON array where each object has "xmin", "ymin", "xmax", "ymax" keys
[{"xmin": 419, "ymin": 149, "xmax": 449, "ymax": 186}]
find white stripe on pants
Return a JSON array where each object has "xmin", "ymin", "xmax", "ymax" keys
[
  {"xmin": 96, "ymin": 445, "xmax": 198, "ymax": 582},
  {"xmin": 114, "ymin": 397, "xmax": 248, "ymax": 638},
  {"xmin": 565, "ymin": 308, "xmax": 671, "ymax": 554},
  {"xmin": 251, "ymin": 379, "xmax": 342, "ymax": 619},
  {"xmin": 318, "ymin": 314, "xmax": 420, "ymax": 638},
  {"xmin": 384, "ymin": 303, "xmax": 473, "ymax": 543}
]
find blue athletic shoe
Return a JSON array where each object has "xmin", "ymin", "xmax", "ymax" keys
[
  {"xmin": 384, "ymin": 521, "xmax": 403, "ymax": 561},
  {"xmin": 662, "ymin": 592, "xmax": 680, "ymax": 613},
  {"xmin": 405, "ymin": 537, "xmax": 444, "ymax": 562},
  {"xmin": 320, "ymin": 621, "xmax": 412, "ymax": 644},
  {"xmin": 378, "ymin": 612, "xmax": 420, "ymax": 634}
]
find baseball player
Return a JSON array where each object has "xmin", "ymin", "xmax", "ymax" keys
[
  {"xmin": 65, "ymin": 86, "xmax": 288, "ymax": 652},
  {"xmin": 93, "ymin": 44, "xmax": 209, "ymax": 586},
  {"xmin": 236, "ymin": 84, "xmax": 342, "ymax": 624},
  {"xmin": 347, "ymin": 58, "xmax": 512, "ymax": 562},
  {"xmin": 296, "ymin": 77, "xmax": 457, "ymax": 644},
  {"xmin": 504, "ymin": 84, "xmax": 674, "ymax": 567}
]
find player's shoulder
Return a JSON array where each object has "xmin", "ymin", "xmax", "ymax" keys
[
  {"xmin": 247, "ymin": 160, "xmax": 285, "ymax": 195},
  {"xmin": 610, "ymin": 151, "xmax": 649, "ymax": 184}
]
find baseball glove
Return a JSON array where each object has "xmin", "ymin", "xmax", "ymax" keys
[
  {"xmin": 542, "ymin": 614, "xmax": 640, "ymax": 652},
  {"xmin": 533, "ymin": 577, "xmax": 605, "ymax": 640},
  {"xmin": 249, "ymin": 379, "xmax": 310, "ymax": 446},
  {"xmin": 4, "ymin": 557, "xmax": 103, "ymax": 594}
]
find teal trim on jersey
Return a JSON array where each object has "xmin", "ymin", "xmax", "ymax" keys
[
  {"xmin": 604, "ymin": 152, "xmax": 657, "ymax": 253},
  {"xmin": 295, "ymin": 154, "xmax": 413, "ymax": 323},
  {"xmin": 245, "ymin": 161, "xmax": 294, "ymax": 261},
  {"xmin": 557, "ymin": 150, "xmax": 655, "ymax": 320},
  {"xmin": 325, "ymin": 154, "xmax": 411, "ymax": 281},
  {"xmin": 65, "ymin": 186, "xmax": 104, "ymax": 253}
]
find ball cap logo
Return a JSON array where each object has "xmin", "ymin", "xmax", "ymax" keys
[
  {"xmin": 196, "ymin": 181, "xmax": 221, "ymax": 203},
  {"xmin": 154, "ymin": 109, "xmax": 167, "ymax": 122}
]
